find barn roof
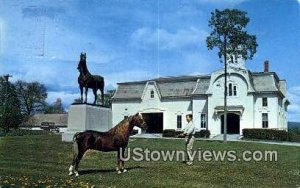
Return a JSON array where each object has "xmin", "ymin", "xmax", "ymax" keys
[{"xmin": 112, "ymin": 71, "xmax": 287, "ymax": 100}]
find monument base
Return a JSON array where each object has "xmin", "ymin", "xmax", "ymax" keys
[{"xmin": 62, "ymin": 104, "xmax": 112, "ymax": 142}]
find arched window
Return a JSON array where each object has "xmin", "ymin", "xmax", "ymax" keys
[
  {"xmin": 150, "ymin": 90, "xmax": 154, "ymax": 98},
  {"xmin": 228, "ymin": 83, "xmax": 233, "ymax": 96},
  {"xmin": 233, "ymin": 86, "xmax": 237, "ymax": 96}
]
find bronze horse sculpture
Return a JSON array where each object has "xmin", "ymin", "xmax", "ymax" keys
[
  {"xmin": 77, "ymin": 53, "xmax": 105, "ymax": 104},
  {"xmin": 68, "ymin": 113, "xmax": 147, "ymax": 177}
]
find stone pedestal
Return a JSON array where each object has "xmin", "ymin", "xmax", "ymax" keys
[{"xmin": 62, "ymin": 104, "xmax": 112, "ymax": 142}]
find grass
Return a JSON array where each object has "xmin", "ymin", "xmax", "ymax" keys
[{"xmin": 0, "ymin": 134, "xmax": 299, "ymax": 187}]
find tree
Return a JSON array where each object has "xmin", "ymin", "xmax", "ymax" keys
[
  {"xmin": 0, "ymin": 76, "xmax": 22, "ymax": 132},
  {"xmin": 97, "ymin": 90, "xmax": 115, "ymax": 108},
  {"xmin": 206, "ymin": 9, "xmax": 257, "ymax": 142},
  {"xmin": 15, "ymin": 80, "xmax": 47, "ymax": 119},
  {"xmin": 45, "ymin": 98, "xmax": 66, "ymax": 114}
]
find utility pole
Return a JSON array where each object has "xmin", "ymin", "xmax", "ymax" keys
[{"xmin": 3, "ymin": 74, "xmax": 12, "ymax": 132}]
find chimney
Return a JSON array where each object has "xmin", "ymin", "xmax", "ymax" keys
[{"xmin": 264, "ymin": 60, "xmax": 269, "ymax": 72}]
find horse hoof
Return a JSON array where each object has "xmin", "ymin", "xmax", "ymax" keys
[
  {"xmin": 75, "ymin": 172, "xmax": 80, "ymax": 177},
  {"xmin": 117, "ymin": 170, "xmax": 122, "ymax": 174},
  {"xmin": 68, "ymin": 172, "xmax": 74, "ymax": 176},
  {"xmin": 122, "ymin": 169, "xmax": 127, "ymax": 173}
]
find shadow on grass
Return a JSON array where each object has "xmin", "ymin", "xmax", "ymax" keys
[{"xmin": 79, "ymin": 166, "xmax": 146, "ymax": 175}]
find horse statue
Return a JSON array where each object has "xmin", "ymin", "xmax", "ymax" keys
[
  {"xmin": 77, "ymin": 52, "xmax": 105, "ymax": 104},
  {"xmin": 68, "ymin": 113, "xmax": 147, "ymax": 177}
]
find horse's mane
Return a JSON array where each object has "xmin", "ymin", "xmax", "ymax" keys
[
  {"xmin": 79, "ymin": 59, "xmax": 90, "ymax": 75},
  {"xmin": 108, "ymin": 116, "xmax": 132, "ymax": 134}
]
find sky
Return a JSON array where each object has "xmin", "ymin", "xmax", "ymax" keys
[{"xmin": 0, "ymin": 0, "xmax": 299, "ymax": 121}]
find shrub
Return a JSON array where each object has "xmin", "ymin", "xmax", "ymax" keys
[
  {"xmin": 162, "ymin": 129, "xmax": 176, "ymax": 137},
  {"xmin": 288, "ymin": 132, "xmax": 300, "ymax": 142},
  {"xmin": 195, "ymin": 130, "xmax": 211, "ymax": 138},
  {"xmin": 243, "ymin": 129, "xmax": 289, "ymax": 141}
]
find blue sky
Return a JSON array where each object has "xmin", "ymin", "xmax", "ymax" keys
[{"xmin": 0, "ymin": 0, "xmax": 299, "ymax": 121}]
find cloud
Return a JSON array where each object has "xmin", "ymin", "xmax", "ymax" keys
[
  {"xmin": 288, "ymin": 86, "xmax": 300, "ymax": 122},
  {"xmin": 194, "ymin": 0, "xmax": 249, "ymax": 5},
  {"xmin": 130, "ymin": 27, "xmax": 208, "ymax": 50},
  {"xmin": 22, "ymin": 6, "xmax": 65, "ymax": 19}
]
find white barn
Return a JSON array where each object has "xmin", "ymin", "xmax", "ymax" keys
[{"xmin": 111, "ymin": 61, "xmax": 289, "ymax": 136}]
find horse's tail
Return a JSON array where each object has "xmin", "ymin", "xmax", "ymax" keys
[{"xmin": 72, "ymin": 132, "xmax": 80, "ymax": 157}]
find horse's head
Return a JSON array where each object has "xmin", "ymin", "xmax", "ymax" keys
[
  {"xmin": 80, "ymin": 52, "xmax": 86, "ymax": 62},
  {"xmin": 130, "ymin": 113, "xmax": 147, "ymax": 130},
  {"xmin": 77, "ymin": 53, "xmax": 87, "ymax": 73}
]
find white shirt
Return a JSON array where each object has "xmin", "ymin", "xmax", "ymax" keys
[{"xmin": 183, "ymin": 121, "xmax": 195, "ymax": 135}]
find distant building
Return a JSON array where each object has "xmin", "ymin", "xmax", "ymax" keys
[
  {"xmin": 24, "ymin": 114, "xmax": 68, "ymax": 127},
  {"xmin": 112, "ymin": 60, "xmax": 289, "ymax": 136}
]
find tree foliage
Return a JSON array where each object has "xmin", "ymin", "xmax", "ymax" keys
[
  {"xmin": 0, "ymin": 77, "xmax": 22, "ymax": 132},
  {"xmin": 14, "ymin": 80, "xmax": 47, "ymax": 117},
  {"xmin": 206, "ymin": 9, "xmax": 258, "ymax": 63},
  {"xmin": 97, "ymin": 90, "xmax": 115, "ymax": 108},
  {"xmin": 45, "ymin": 98, "xmax": 66, "ymax": 114}
]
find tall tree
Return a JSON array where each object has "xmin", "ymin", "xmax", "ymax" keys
[
  {"xmin": 15, "ymin": 80, "xmax": 47, "ymax": 118},
  {"xmin": 0, "ymin": 76, "xmax": 22, "ymax": 132},
  {"xmin": 206, "ymin": 9, "xmax": 257, "ymax": 142}
]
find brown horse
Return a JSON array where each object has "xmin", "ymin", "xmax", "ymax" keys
[
  {"xmin": 77, "ymin": 52, "xmax": 105, "ymax": 104},
  {"xmin": 68, "ymin": 113, "xmax": 147, "ymax": 177}
]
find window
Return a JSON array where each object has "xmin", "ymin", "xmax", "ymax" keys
[
  {"xmin": 177, "ymin": 115, "xmax": 182, "ymax": 129},
  {"xmin": 228, "ymin": 83, "xmax": 233, "ymax": 96},
  {"xmin": 124, "ymin": 116, "xmax": 128, "ymax": 120},
  {"xmin": 227, "ymin": 83, "xmax": 237, "ymax": 96},
  {"xmin": 201, "ymin": 114, "xmax": 207, "ymax": 129},
  {"xmin": 262, "ymin": 113, "xmax": 268, "ymax": 128},
  {"xmin": 150, "ymin": 90, "xmax": 154, "ymax": 98},
  {"xmin": 233, "ymin": 86, "xmax": 237, "ymax": 96},
  {"xmin": 262, "ymin": 97, "xmax": 268, "ymax": 107}
]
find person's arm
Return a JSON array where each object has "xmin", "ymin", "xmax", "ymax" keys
[{"xmin": 185, "ymin": 122, "xmax": 195, "ymax": 135}]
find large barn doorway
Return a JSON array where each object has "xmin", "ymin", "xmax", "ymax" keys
[
  {"xmin": 221, "ymin": 113, "xmax": 240, "ymax": 134},
  {"xmin": 142, "ymin": 113, "xmax": 163, "ymax": 133}
]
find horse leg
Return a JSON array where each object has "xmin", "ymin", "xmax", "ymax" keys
[
  {"xmin": 84, "ymin": 87, "xmax": 88, "ymax": 103},
  {"xmin": 116, "ymin": 149, "xmax": 122, "ymax": 174},
  {"xmin": 80, "ymin": 85, "xmax": 83, "ymax": 103},
  {"xmin": 121, "ymin": 147, "xmax": 127, "ymax": 173},
  {"xmin": 69, "ymin": 138, "xmax": 86, "ymax": 177},
  {"xmin": 116, "ymin": 148, "xmax": 127, "ymax": 174},
  {"xmin": 93, "ymin": 88, "xmax": 97, "ymax": 105},
  {"xmin": 100, "ymin": 87, "xmax": 104, "ymax": 105}
]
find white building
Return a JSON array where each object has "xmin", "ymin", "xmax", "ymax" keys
[{"xmin": 111, "ymin": 61, "xmax": 289, "ymax": 136}]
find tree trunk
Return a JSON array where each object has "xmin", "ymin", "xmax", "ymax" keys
[{"xmin": 223, "ymin": 38, "xmax": 228, "ymax": 143}]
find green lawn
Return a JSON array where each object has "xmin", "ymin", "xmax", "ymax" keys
[{"xmin": 0, "ymin": 134, "xmax": 299, "ymax": 187}]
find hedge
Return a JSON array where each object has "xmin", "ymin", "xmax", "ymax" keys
[
  {"xmin": 243, "ymin": 128, "xmax": 300, "ymax": 142},
  {"xmin": 162, "ymin": 129, "xmax": 182, "ymax": 137},
  {"xmin": 195, "ymin": 130, "xmax": 211, "ymax": 138},
  {"xmin": 0, "ymin": 129, "xmax": 50, "ymax": 137},
  {"xmin": 162, "ymin": 129, "xmax": 210, "ymax": 138}
]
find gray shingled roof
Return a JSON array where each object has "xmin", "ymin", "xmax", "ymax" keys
[
  {"xmin": 193, "ymin": 78, "xmax": 210, "ymax": 95},
  {"xmin": 113, "ymin": 83, "xmax": 145, "ymax": 99},
  {"xmin": 252, "ymin": 73, "xmax": 278, "ymax": 92},
  {"xmin": 113, "ymin": 72, "xmax": 287, "ymax": 100},
  {"xmin": 24, "ymin": 114, "xmax": 68, "ymax": 126},
  {"xmin": 157, "ymin": 81, "xmax": 196, "ymax": 97}
]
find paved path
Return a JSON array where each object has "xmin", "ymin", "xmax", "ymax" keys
[{"xmin": 132, "ymin": 134, "xmax": 300, "ymax": 147}]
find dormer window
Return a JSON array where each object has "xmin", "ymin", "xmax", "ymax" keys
[
  {"xmin": 227, "ymin": 83, "xmax": 237, "ymax": 96},
  {"xmin": 150, "ymin": 90, "xmax": 154, "ymax": 98},
  {"xmin": 229, "ymin": 83, "xmax": 233, "ymax": 96},
  {"xmin": 233, "ymin": 86, "xmax": 237, "ymax": 96}
]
